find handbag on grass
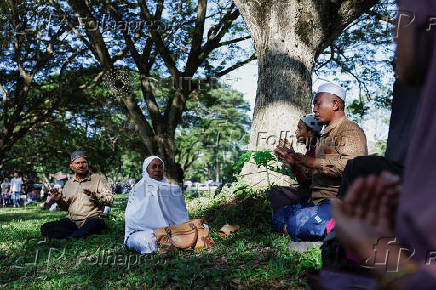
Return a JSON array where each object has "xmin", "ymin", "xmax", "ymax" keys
[{"xmin": 154, "ymin": 219, "xmax": 215, "ymax": 254}]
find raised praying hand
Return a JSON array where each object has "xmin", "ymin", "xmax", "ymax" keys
[
  {"xmin": 279, "ymin": 138, "xmax": 295, "ymax": 154},
  {"xmin": 49, "ymin": 188, "xmax": 62, "ymax": 202},
  {"xmin": 83, "ymin": 189, "xmax": 96, "ymax": 197},
  {"xmin": 331, "ymin": 171, "xmax": 401, "ymax": 261},
  {"xmin": 274, "ymin": 138, "xmax": 296, "ymax": 167}
]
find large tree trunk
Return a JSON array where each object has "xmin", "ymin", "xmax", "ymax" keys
[
  {"xmin": 236, "ymin": 1, "xmax": 320, "ymax": 187},
  {"xmin": 233, "ymin": 0, "xmax": 378, "ymax": 187},
  {"xmin": 155, "ymin": 132, "xmax": 181, "ymax": 184}
]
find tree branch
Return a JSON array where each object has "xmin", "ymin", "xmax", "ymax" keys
[
  {"xmin": 105, "ymin": 2, "xmax": 164, "ymax": 131},
  {"xmin": 365, "ymin": 9, "xmax": 396, "ymax": 25},
  {"xmin": 66, "ymin": 0, "xmax": 113, "ymax": 70},
  {"xmin": 185, "ymin": 0, "xmax": 208, "ymax": 74},
  {"xmin": 78, "ymin": 71, "xmax": 104, "ymax": 89},
  {"xmin": 184, "ymin": 151, "xmax": 199, "ymax": 171},
  {"xmin": 58, "ymin": 0, "xmax": 161, "ymax": 154},
  {"xmin": 211, "ymin": 53, "xmax": 256, "ymax": 78},
  {"xmin": 199, "ymin": 4, "xmax": 239, "ymax": 66},
  {"xmin": 31, "ymin": 25, "xmax": 69, "ymax": 77},
  {"xmin": 48, "ymin": 0, "xmax": 95, "ymax": 56},
  {"xmin": 218, "ymin": 35, "xmax": 251, "ymax": 47},
  {"xmin": 139, "ymin": 0, "xmax": 180, "ymax": 77}
]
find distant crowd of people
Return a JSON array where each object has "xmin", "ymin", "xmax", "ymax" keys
[{"xmin": 0, "ymin": 172, "xmax": 39, "ymax": 208}]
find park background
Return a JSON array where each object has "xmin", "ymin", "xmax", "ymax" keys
[{"xmin": 1, "ymin": 0, "xmax": 397, "ymax": 288}]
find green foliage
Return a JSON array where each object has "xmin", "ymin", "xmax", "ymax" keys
[
  {"xmin": 315, "ymin": 0, "xmax": 396, "ymax": 121},
  {"xmin": 242, "ymin": 150, "xmax": 295, "ymax": 180},
  {"xmin": 347, "ymin": 99, "xmax": 370, "ymax": 120},
  {"xmin": 253, "ymin": 150, "xmax": 276, "ymax": 169},
  {"xmin": 2, "ymin": 68, "xmax": 146, "ymax": 181},
  {"xmin": 0, "ymin": 0, "xmax": 254, "ymax": 184},
  {"xmin": 375, "ymin": 140, "xmax": 387, "ymax": 156},
  {"xmin": 217, "ymin": 150, "xmax": 295, "ymax": 193},
  {"xmin": 177, "ymin": 83, "xmax": 251, "ymax": 182},
  {"xmin": 3, "ymin": 67, "xmax": 250, "ymax": 184},
  {"xmin": 233, "ymin": 151, "xmax": 253, "ymax": 175}
]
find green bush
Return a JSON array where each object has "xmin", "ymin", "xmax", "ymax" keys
[{"xmin": 216, "ymin": 150, "xmax": 295, "ymax": 195}]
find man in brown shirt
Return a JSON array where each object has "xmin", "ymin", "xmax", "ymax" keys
[
  {"xmin": 272, "ymin": 83, "xmax": 367, "ymax": 241},
  {"xmin": 41, "ymin": 151, "xmax": 113, "ymax": 239},
  {"xmin": 310, "ymin": 114, "xmax": 368, "ymax": 204}
]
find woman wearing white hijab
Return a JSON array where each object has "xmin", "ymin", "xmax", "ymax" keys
[{"xmin": 124, "ymin": 156, "xmax": 190, "ymax": 254}]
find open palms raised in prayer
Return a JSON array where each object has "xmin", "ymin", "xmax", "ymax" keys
[
  {"xmin": 273, "ymin": 138, "xmax": 296, "ymax": 167},
  {"xmin": 331, "ymin": 171, "xmax": 401, "ymax": 262},
  {"xmin": 49, "ymin": 188, "xmax": 62, "ymax": 202},
  {"xmin": 83, "ymin": 189, "xmax": 96, "ymax": 197}
]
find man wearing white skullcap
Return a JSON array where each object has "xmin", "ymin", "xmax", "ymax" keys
[
  {"xmin": 317, "ymin": 82, "xmax": 347, "ymax": 102},
  {"xmin": 313, "ymin": 82, "xmax": 347, "ymax": 124},
  {"xmin": 269, "ymin": 83, "xmax": 368, "ymax": 242}
]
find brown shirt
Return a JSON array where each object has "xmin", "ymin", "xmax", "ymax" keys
[
  {"xmin": 310, "ymin": 116, "xmax": 368, "ymax": 204},
  {"xmin": 59, "ymin": 173, "xmax": 113, "ymax": 227}
]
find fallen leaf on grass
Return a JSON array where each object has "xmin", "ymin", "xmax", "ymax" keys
[{"xmin": 218, "ymin": 225, "xmax": 240, "ymax": 237}]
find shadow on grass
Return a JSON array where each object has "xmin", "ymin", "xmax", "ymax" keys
[
  {"xmin": 0, "ymin": 210, "xmax": 62, "ymax": 223},
  {"xmin": 194, "ymin": 191, "xmax": 273, "ymax": 230},
  {"xmin": 0, "ymin": 191, "xmax": 319, "ymax": 288}
]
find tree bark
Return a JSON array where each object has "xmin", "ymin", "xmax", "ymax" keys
[
  {"xmin": 233, "ymin": 0, "xmax": 378, "ymax": 187},
  {"xmin": 154, "ymin": 131, "xmax": 180, "ymax": 184}
]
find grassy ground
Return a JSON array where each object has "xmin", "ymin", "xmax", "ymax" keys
[{"xmin": 0, "ymin": 187, "xmax": 321, "ymax": 289}]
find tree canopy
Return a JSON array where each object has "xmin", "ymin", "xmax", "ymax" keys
[
  {"xmin": 3, "ymin": 67, "xmax": 250, "ymax": 184},
  {"xmin": 0, "ymin": 0, "xmax": 398, "ymax": 184}
]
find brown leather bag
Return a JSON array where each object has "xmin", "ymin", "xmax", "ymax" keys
[{"xmin": 154, "ymin": 219, "xmax": 215, "ymax": 254}]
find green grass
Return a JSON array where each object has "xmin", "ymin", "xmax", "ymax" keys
[{"xmin": 0, "ymin": 188, "xmax": 321, "ymax": 289}]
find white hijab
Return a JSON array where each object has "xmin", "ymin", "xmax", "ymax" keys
[{"xmin": 124, "ymin": 156, "xmax": 189, "ymax": 242}]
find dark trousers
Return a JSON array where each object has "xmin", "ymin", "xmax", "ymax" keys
[
  {"xmin": 41, "ymin": 216, "xmax": 106, "ymax": 239},
  {"xmin": 337, "ymin": 156, "xmax": 403, "ymax": 199},
  {"xmin": 269, "ymin": 185, "xmax": 311, "ymax": 212}
]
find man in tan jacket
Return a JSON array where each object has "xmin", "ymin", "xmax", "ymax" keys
[
  {"xmin": 273, "ymin": 83, "xmax": 367, "ymax": 241},
  {"xmin": 41, "ymin": 151, "xmax": 113, "ymax": 239}
]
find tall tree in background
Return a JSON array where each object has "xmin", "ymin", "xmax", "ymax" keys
[
  {"xmin": 3, "ymin": 67, "xmax": 250, "ymax": 184},
  {"xmin": 176, "ymin": 83, "xmax": 250, "ymax": 182},
  {"xmin": 232, "ymin": 0, "xmax": 379, "ymax": 186},
  {"xmin": 1, "ymin": 68, "xmax": 145, "ymax": 181},
  {"xmin": 0, "ymin": 0, "xmax": 74, "ymax": 172},
  {"xmin": 49, "ymin": 0, "xmax": 254, "ymax": 182}
]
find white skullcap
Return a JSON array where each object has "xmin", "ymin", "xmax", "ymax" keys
[
  {"xmin": 317, "ymin": 83, "xmax": 347, "ymax": 102},
  {"xmin": 300, "ymin": 113, "xmax": 322, "ymax": 133}
]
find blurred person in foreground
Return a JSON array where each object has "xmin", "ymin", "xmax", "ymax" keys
[{"xmin": 332, "ymin": 1, "xmax": 436, "ymax": 288}]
